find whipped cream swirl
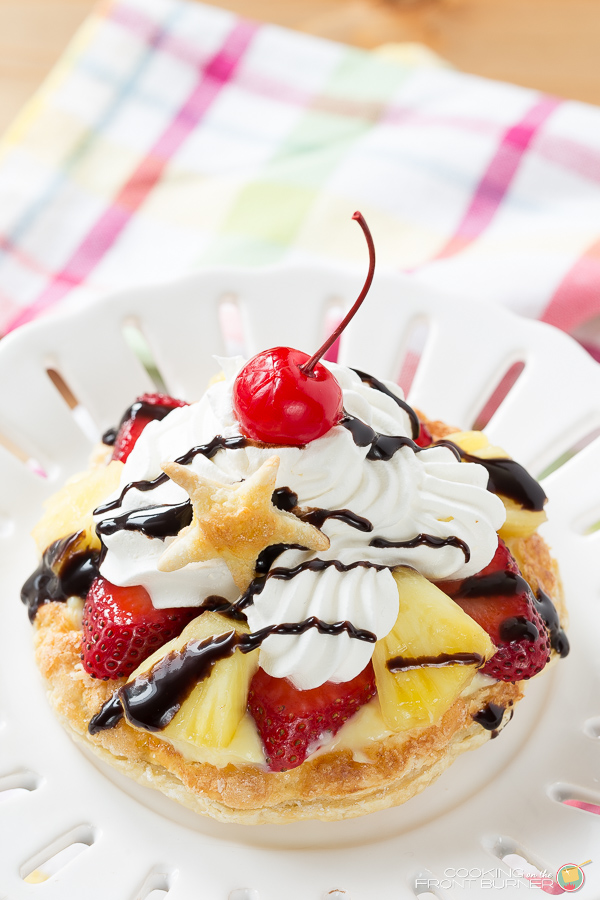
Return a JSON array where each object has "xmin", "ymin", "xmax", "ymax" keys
[{"xmin": 94, "ymin": 358, "xmax": 505, "ymax": 690}]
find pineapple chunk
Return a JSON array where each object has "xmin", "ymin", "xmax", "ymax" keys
[
  {"xmin": 31, "ymin": 460, "xmax": 123, "ymax": 554},
  {"xmin": 447, "ymin": 431, "xmax": 545, "ymax": 539},
  {"xmin": 130, "ymin": 611, "xmax": 260, "ymax": 751},
  {"xmin": 373, "ymin": 568, "xmax": 495, "ymax": 732},
  {"xmin": 446, "ymin": 430, "xmax": 510, "ymax": 459},
  {"xmin": 499, "ymin": 496, "xmax": 547, "ymax": 540}
]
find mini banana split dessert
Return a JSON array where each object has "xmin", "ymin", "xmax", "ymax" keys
[{"xmin": 23, "ymin": 214, "xmax": 568, "ymax": 823}]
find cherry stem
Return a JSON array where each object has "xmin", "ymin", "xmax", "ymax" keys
[{"xmin": 300, "ymin": 211, "xmax": 375, "ymax": 376}]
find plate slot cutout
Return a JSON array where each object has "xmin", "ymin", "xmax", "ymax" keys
[
  {"xmin": 20, "ymin": 824, "xmax": 95, "ymax": 884},
  {"xmin": 218, "ymin": 293, "xmax": 246, "ymax": 357},
  {"xmin": 583, "ymin": 716, "xmax": 600, "ymax": 739},
  {"xmin": 133, "ymin": 869, "xmax": 173, "ymax": 900},
  {"xmin": 486, "ymin": 838, "xmax": 559, "ymax": 894},
  {"xmin": 397, "ymin": 316, "xmax": 430, "ymax": 396},
  {"xmin": 228, "ymin": 891, "xmax": 260, "ymax": 900},
  {"xmin": 122, "ymin": 317, "xmax": 169, "ymax": 393},
  {"xmin": 0, "ymin": 769, "xmax": 41, "ymax": 803},
  {"xmin": 549, "ymin": 783, "xmax": 600, "ymax": 817},
  {"xmin": 45, "ymin": 367, "xmax": 100, "ymax": 444},
  {"xmin": 471, "ymin": 360, "xmax": 526, "ymax": 431},
  {"xmin": 0, "ymin": 429, "xmax": 47, "ymax": 478},
  {"xmin": 536, "ymin": 424, "xmax": 600, "ymax": 482}
]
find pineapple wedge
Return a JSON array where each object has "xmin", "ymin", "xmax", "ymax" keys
[
  {"xmin": 372, "ymin": 568, "xmax": 495, "ymax": 732},
  {"xmin": 31, "ymin": 460, "xmax": 123, "ymax": 554},
  {"xmin": 447, "ymin": 430, "xmax": 546, "ymax": 540},
  {"xmin": 130, "ymin": 611, "xmax": 260, "ymax": 751}
]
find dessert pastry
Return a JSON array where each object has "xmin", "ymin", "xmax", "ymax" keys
[{"xmin": 22, "ymin": 216, "xmax": 569, "ymax": 824}]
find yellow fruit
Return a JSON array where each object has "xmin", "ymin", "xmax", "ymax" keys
[
  {"xmin": 131, "ymin": 611, "xmax": 260, "ymax": 751},
  {"xmin": 447, "ymin": 431, "xmax": 545, "ymax": 539},
  {"xmin": 499, "ymin": 496, "xmax": 547, "ymax": 539},
  {"xmin": 446, "ymin": 430, "xmax": 509, "ymax": 459},
  {"xmin": 31, "ymin": 460, "xmax": 123, "ymax": 554},
  {"xmin": 372, "ymin": 568, "xmax": 495, "ymax": 732}
]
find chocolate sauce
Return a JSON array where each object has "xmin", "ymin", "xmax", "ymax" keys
[
  {"xmin": 387, "ymin": 652, "xmax": 484, "ymax": 673},
  {"xmin": 89, "ymin": 616, "xmax": 377, "ymax": 734},
  {"xmin": 95, "ymin": 501, "xmax": 193, "ymax": 540},
  {"xmin": 370, "ymin": 533, "xmax": 471, "ymax": 563},
  {"xmin": 235, "ymin": 557, "xmax": 391, "ymax": 611},
  {"xmin": 453, "ymin": 570, "xmax": 530, "ymax": 600},
  {"xmin": 101, "ymin": 398, "xmax": 187, "ymax": 451},
  {"xmin": 21, "ymin": 533, "xmax": 100, "ymax": 622},
  {"xmin": 88, "ymin": 694, "xmax": 123, "ymax": 733},
  {"xmin": 473, "ymin": 702, "xmax": 505, "ymax": 732},
  {"xmin": 535, "ymin": 588, "xmax": 570, "ymax": 657},
  {"xmin": 450, "ymin": 445, "xmax": 546, "ymax": 512},
  {"xmin": 299, "ymin": 507, "xmax": 373, "ymax": 532},
  {"xmin": 271, "ymin": 487, "xmax": 298, "ymax": 512},
  {"xmin": 94, "ymin": 435, "xmax": 250, "ymax": 515},
  {"xmin": 199, "ymin": 595, "xmax": 247, "ymax": 621},
  {"xmin": 351, "ymin": 368, "xmax": 420, "ymax": 440},
  {"xmin": 499, "ymin": 615, "xmax": 539, "ymax": 643},
  {"xmin": 340, "ymin": 414, "xmax": 420, "ymax": 461},
  {"xmin": 254, "ymin": 543, "xmax": 309, "ymax": 575}
]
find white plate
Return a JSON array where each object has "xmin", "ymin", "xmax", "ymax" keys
[{"xmin": 1, "ymin": 266, "xmax": 599, "ymax": 900}]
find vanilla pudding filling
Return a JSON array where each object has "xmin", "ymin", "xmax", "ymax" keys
[{"xmin": 94, "ymin": 358, "xmax": 505, "ymax": 692}]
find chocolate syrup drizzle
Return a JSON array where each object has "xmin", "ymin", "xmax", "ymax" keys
[
  {"xmin": 473, "ymin": 702, "xmax": 505, "ymax": 732},
  {"xmin": 351, "ymin": 368, "xmax": 420, "ymax": 440},
  {"xmin": 103, "ymin": 398, "xmax": 184, "ymax": 447},
  {"xmin": 536, "ymin": 588, "xmax": 570, "ymax": 657},
  {"xmin": 96, "ymin": 501, "xmax": 193, "ymax": 541},
  {"xmin": 94, "ymin": 435, "xmax": 250, "ymax": 515},
  {"xmin": 234, "ymin": 557, "xmax": 391, "ymax": 612},
  {"xmin": 371, "ymin": 533, "xmax": 471, "ymax": 563},
  {"xmin": 387, "ymin": 652, "xmax": 484, "ymax": 673},
  {"xmin": 340, "ymin": 414, "xmax": 420, "ymax": 461},
  {"xmin": 451, "ymin": 445, "xmax": 547, "ymax": 512},
  {"xmin": 89, "ymin": 616, "xmax": 377, "ymax": 734},
  {"xmin": 21, "ymin": 533, "xmax": 100, "ymax": 622}
]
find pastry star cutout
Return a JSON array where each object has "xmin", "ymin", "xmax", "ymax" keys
[{"xmin": 157, "ymin": 455, "xmax": 329, "ymax": 591}]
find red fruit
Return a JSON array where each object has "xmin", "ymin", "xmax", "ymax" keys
[
  {"xmin": 438, "ymin": 539, "xmax": 551, "ymax": 682},
  {"xmin": 81, "ymin": 577, "xmax": 196, "ymax": 679},
  {"xmin": 233, "ymin": 347, "xmax": 343, "ymax": 445},
  {"xmin": 248, "ymin": 663, "xmax": 377, "ymax": 771},
  {"xmin": 232, "ymin": 212, "xmax": 375, "ymax": 447},
  {"xmin": 415, "ymin": 422, "xmax": 433, "ymax": 448},
  {"xmin": 112, "ymin": 392, "xmax": 188, "ymax": 463}
]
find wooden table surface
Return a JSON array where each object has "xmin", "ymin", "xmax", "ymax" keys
[{"xmin": 0, "ymin": 0, "xmax": 599, "ymax": 136}]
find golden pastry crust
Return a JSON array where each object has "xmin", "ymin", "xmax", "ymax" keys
[{"xmin": 34, "ymin": 600, "xmax": 528, "ymax": 824}]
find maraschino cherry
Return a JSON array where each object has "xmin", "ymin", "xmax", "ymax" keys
[{"xmin": 233, "ymin": 212, "xmax": 375, "ymax": 445}]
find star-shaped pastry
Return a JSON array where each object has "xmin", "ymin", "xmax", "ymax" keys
[{"xmin": 157, "ymin": 455, "xmax": 329, "ymax": 591}]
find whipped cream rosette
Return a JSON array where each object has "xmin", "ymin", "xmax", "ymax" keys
[{"xmin": 94, "ymin": 357, "xmax": 506, "ymax": 690}]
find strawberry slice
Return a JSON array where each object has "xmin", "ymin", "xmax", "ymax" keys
[
  {"xmin": 438, "ymin": 539, "xmax": 551, "ymax": 682},
  {"xmin": 111, "ymin": 392, "xmax": 188, "ymax": 463},
  {"xmin": 248, "ymin": 664, "xmax": 377, "ymax": 772},
  {"xmin": 81, "ymin": 577, "xmax": 196, "ymax": 680},
  {"xmin": 415, "ymin": 421, "xmax": 433, "ymax": 448}
]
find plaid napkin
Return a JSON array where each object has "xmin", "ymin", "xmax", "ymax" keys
[{"xmin": 0, "ymin": 0, "xmax": 599, "ymax": 361}]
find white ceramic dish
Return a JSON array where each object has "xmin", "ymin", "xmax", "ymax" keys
[{"xmin": 1, "ymin": 267, "xmax": 600, "ymax": 900}]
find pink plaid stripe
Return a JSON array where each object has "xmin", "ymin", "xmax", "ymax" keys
[
  {"xmin": 542, "ymin": 238, "xmax": 600, "ymax": 333},
  {"xmin": 4, "ymin": 18, "xmax": 257, "ymax": 333},
  {"xmin": 431, "ymin": 96, "xmax": 561, "ymax": 260}
]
